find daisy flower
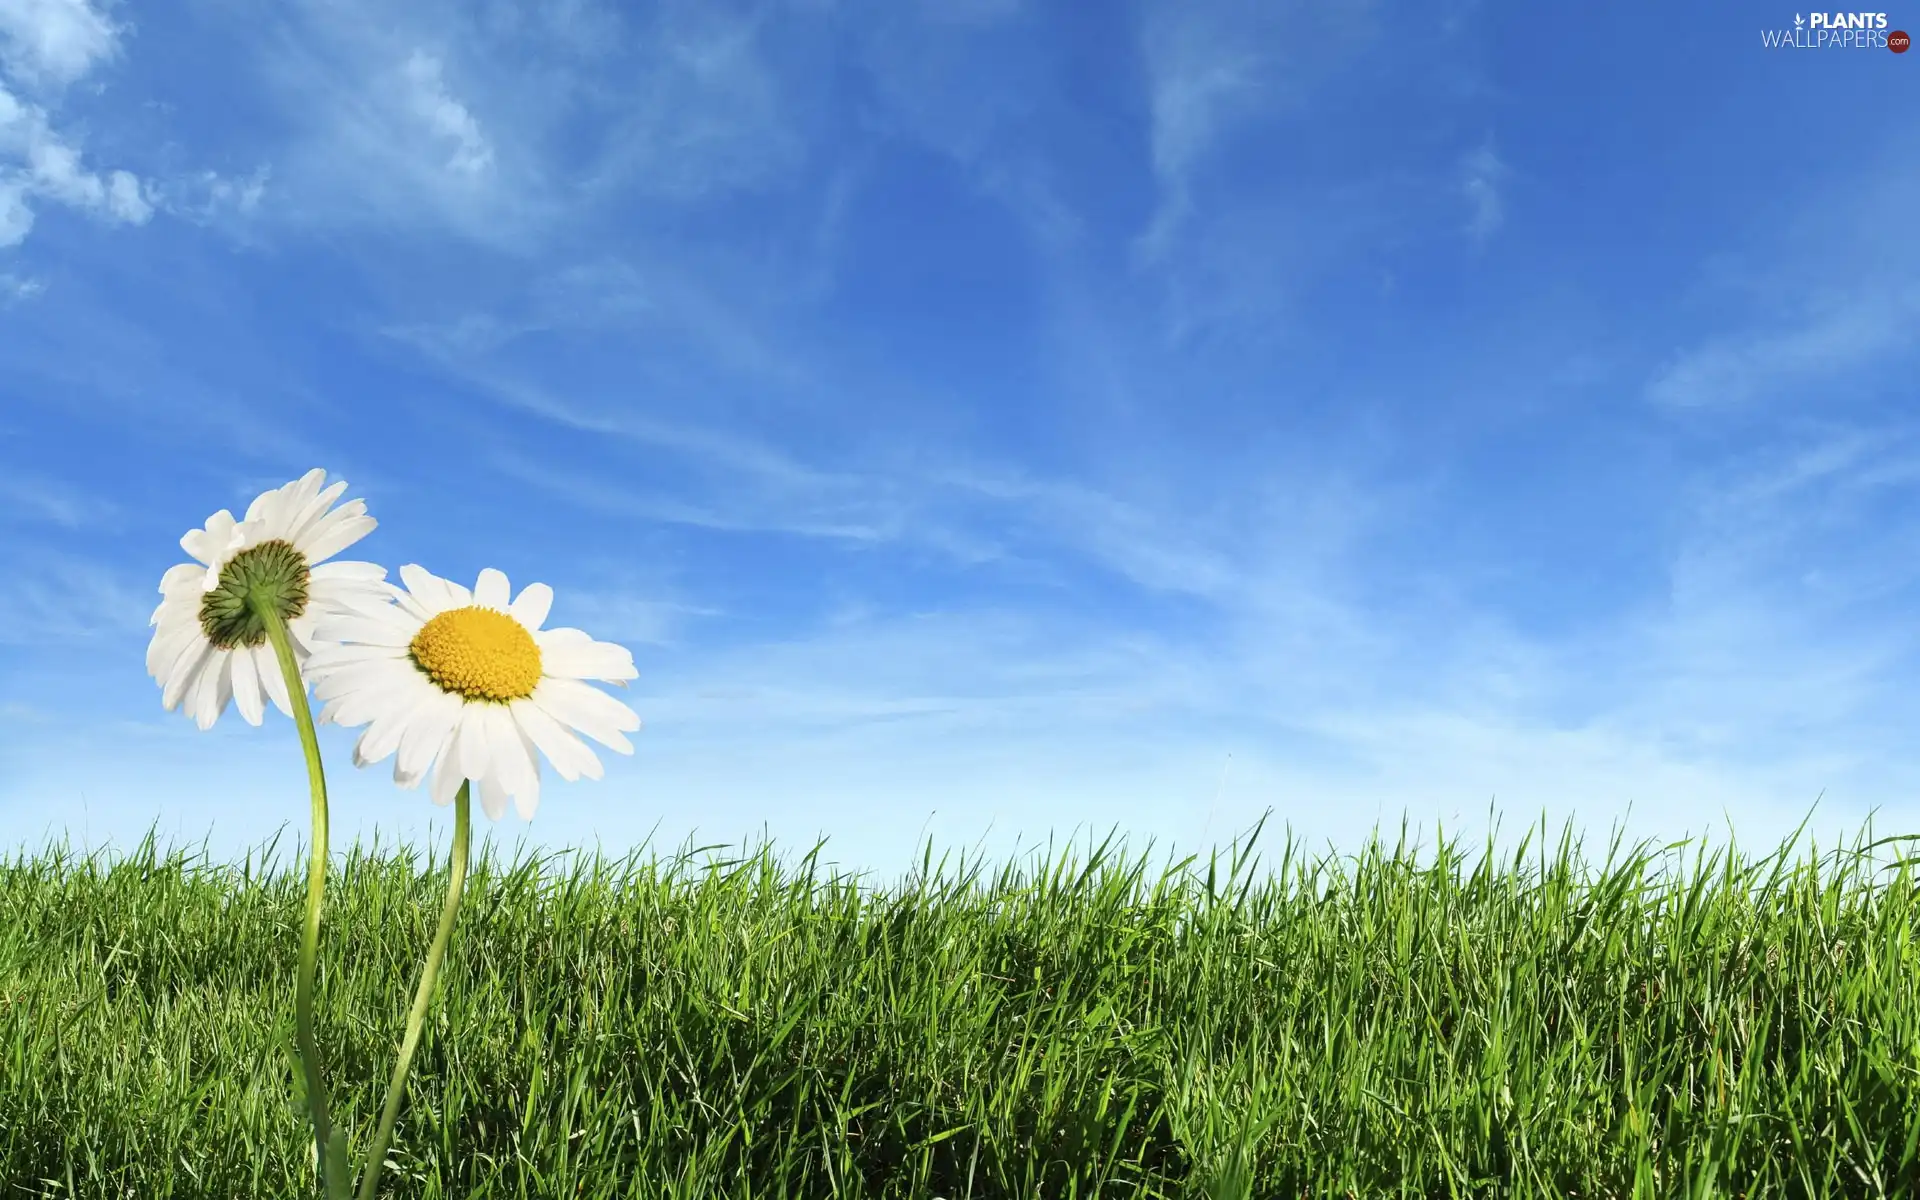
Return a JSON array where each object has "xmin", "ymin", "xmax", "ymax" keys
[
  {"xmin": 147, "ymin": 468, "xmax": 389, "ymax": 729},
  {"xmin": 306, "ymin": 564, "xmax": 641, "ymax": 821}
]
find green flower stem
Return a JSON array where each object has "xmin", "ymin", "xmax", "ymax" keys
[
  {"xmin": 356, "ymin": 780, "xmax": 472, "ymax": 1200},
  {"xmin": 251, "ymin": 593, "xmax": 349, "ymax": 1200}
]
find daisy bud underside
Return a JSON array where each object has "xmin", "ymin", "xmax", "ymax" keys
[{"xmin": 198, "ymin": 538, "xmax": 311, "ymax": 651}]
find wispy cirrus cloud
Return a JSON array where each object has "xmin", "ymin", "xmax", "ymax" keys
[
  {"xmin": 218, "ymin": 0, "xmax": 828, "ymax": 250},
  {"xmin": 1647, "ymin": 156, "xmax": 1920, "ymax": 412},
  {"xmin": 403, "ymin": 50, "xmax": 494, "ymax": 176},
  {"xmin": 144, "ymin": 166, "xmax": 270, "ymax": 227},
  {"xmin": 1647, "ymin": 293, "xmax": 1920, "ymax": 410},
  {"xmin": 1133, "ymin": 0, "xmax": 1380, "ymax": 260},
  {"xmin": 579, "ymin": 1, "xmax": 810, "ymax": 205},
  {"xmin": 0, "ymin": 468, "xmax": 117, "ymax": 527},
  {"xmin": 244, "ymin": 11, "xmax": 534, "ymax": 244},
  {"xmin": 0, "ymin": 554, "xmax": 146, "ymax": 646}
]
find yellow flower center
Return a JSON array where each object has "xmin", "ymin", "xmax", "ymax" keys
[{"xmin": 408, "ymin": 606, "xmax": 543, "ymax": 702}]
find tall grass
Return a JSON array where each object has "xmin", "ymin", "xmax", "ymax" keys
[{"xmin": 3, "ymin": 812, "xmax": 1919, "ymax": 1199}]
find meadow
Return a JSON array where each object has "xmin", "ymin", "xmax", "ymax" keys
[{"xmin": 3, "ymin": 814, "xmax": 1918, "ymax": 1199}]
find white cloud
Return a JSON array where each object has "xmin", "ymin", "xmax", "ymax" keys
[
  {"xmin": 221, "ymin": 0, "xmax": 815, "ymax": 247},
  {"xmin": 0, "ymin": 0, "xmax": 277, "ymax": 247},
  {"xmin": 149, "ymin": 166, "xmax": 270, "ymax": 225},
  {"xmin": 403, "ymin": 51, "xmax": 494, "ymax": 175},
  {"xmin": 1647, "ymin": 291, "xmax": 1919, "ymax": 409},
  {"xmin": 0, "ymin": 0, "xmax": 151, "ymax": 250},
  {"xmin": 12, "ymin": 118, "xmax": 147, "ymax": 219},
  {"xmin": 1142, "ymin": 13, "xmax": 1267, "ymax": 192},
  {"xmin": 1133, "ymin": 0, "xmax": 1377, "ymax": 260},
  {"xmin": 0, "ymin": 179, "xmax": 28, "ymax": 243},
  {"xmin": 0, "ymin": 0, "xmax": 119, "ymax": 91},
  {"xmin": 0, "ymin": 87, "xmax": 152, "ymax": 243},
  {"xmin": 0, "ymin": 267, "xmax": 38, "ymax": 299}
]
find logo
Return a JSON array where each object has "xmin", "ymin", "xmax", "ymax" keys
[{"xmin": 1763, "ymin": 11, "xmax": 1902, "ymax": 46}]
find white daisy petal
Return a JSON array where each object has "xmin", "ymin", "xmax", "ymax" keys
[
  {"xmin": 284, "ymin": 469, "xmax": 330, "ymax": 520},
  {"xmin": 387, "ymin": 583, "xmax": 436, "ymax": 624},
  {"xmin": 531, "ymin": 677, "xmax": 640, "ymax": 752},
  {"xmin": 309, "ymin": 560, "xmax": 387, "ymax": 585},
  {"xmin": 314, "ymin": 608, "xmax": 419, "ymax": 648},
  {"xmin": 477, "ymin": 773, "xmax": 510, "ymax": 822},
  {"xmin": 430, "ymin": 748, "xmax": 464, "ymax": 806},
  {"xmin": 323, "ymin": 670, "xmax": 418, "ymax": 729},
  {"xmin": 336, "ymin": 598, "xmax": 423, "ymax": 633},
  {"xmin": 482, "ymin": 704, "xmax": 536, "ymax": 806},
  {"xmin": 399, "ymin": 565, "xmax": 464, "ymax": 616},
  {"xmin": 312, "ymin": 657, "xmax": 415, "ymax": 704},
  {"xmin": 305, "ymin": 642, "xmax": 409, "ymax": 675},
  {"xmin": 396, "ymin": 689, "xmax": 464, "ymax": 783},
  {"xmin": 159, "ymin": 562, "xmax": 205, "ymax": 595},
  {"xmin": 309, "ymin": 589, "xmax": 398, "ymax": 627},
  {"xmin": 299, "ymin": 513, "xmax": 377, "ymax": 566},
  {"xmin": 245, "ymin": 474, "xmax": 297, "ymax": 532},
  {"xmin": 253, "ymin": 641, "xmax": 295, "ymax": 718},
  {"xmin": 251, "ymin": 479, "xmax": 291, "ymax": 528},
  {"xmin": 167, "ymin": 649, "xmax": 207, "ymax": 718},
  {"xmin": 508, "ymin": 699, "xmax": 598, "ymax": 783},
  {"xmin": 535, "ymin": 628, "xmax": 638, "ymax": 683},
  {"xmin": 181, "ymin": 510, "xmax": 239, "ymax": 568},
  {"xmin": 161, "ymin": 639, "xmax": 213, "ymax": 712},
  {"xmin": 190, "ymin": 652, "xmax": 234, "ymax": 730},
  {"xmin": 575, "ymin": 747, "xmax": 605, "ymax": 782},
  {"xmin": 472, "ymin": 568, "xmax": 511, "ymax": 612},
  {"xmin": 353, "ymin": 703, "xmax": 415, "ymax": 767},
  {"xmin": 230, "ymin": 642, "xmax": 265, "ymax": 726},
  {"xmin": 510, "ymin": 723, "xmax": 542, "ymax": 820},
  {"xmin": 242, "ymin": 490, "xmax": 276, "ymax": 527},
  {"xmin": 147, "ymin": 623, "xmax": 199, "ymax": 680},
  {"xmin": 508, "ymin": 583, "xmax": 553, "ymax": 632},
  {"xmin": 260, "ymin": 469, "xmax": 326, "ymax": 528},
  {"xmin": 452, "ymin": 706, "xmax": 494, "ymax": 787},
  {"xmin": 286, "ymin": 482, "xmax": 352, "ymax": 547}
]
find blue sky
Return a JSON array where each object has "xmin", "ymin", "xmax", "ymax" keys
[{"xmin": 2, "ymin": 0, "xmax": 1917, "ymax": 882}]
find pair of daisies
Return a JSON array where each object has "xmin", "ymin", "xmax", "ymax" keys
[{"xmin": 146, "ymin": 469, "xmax": 641, "ymax": 821}]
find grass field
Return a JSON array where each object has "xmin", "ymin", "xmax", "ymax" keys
[{"xmin": 3, "ymin": 814, "xmax": 1919, "ymax": 1199}]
